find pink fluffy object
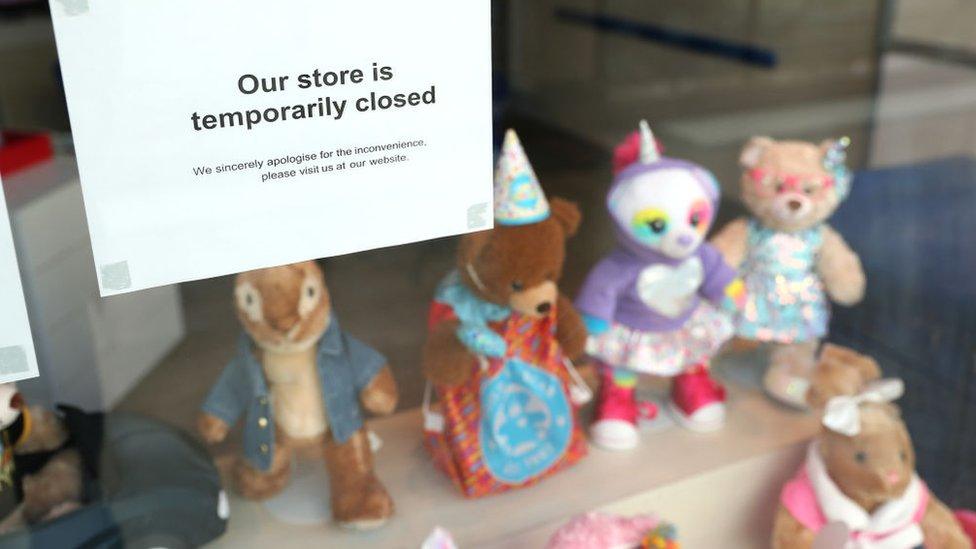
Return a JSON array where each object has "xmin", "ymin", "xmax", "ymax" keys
[
  {"xmin": 547, "ymin": 512, "xmax": 659, "ymax": 549},
  {"xmin": 613, "ymin": 130, "xmax": 665, "ymax": 175}
]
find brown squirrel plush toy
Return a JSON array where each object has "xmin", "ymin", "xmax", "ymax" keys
[
  {"xmin": 772, "ymin": 345, "xmax": 971, "ymax": 548},
  {"xmin": 198, "ymin": 260, "xmax": 398, "ymax": 530}
]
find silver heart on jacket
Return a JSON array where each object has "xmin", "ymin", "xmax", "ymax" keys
[{"xmin": 636, "ymin": 257, "xmax": 703, "ymax": 318}]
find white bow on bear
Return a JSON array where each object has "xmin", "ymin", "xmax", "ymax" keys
[{"xmin": 822, "ymin": 379, "xmax": 905, "ymax": 437}]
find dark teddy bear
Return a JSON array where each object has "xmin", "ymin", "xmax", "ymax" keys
[{"xmin": 422, "ymin": 195, "xmax": 588, "ymax": 386}]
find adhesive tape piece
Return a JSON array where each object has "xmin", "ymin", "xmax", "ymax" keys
[
  {"xmin": 0, "ymin": 347, "xmax": 28, "ymax": 376},
  {"xmin": 55, "ymin": 0, "xmax": 90, "ymax": 16},
  {"xmin": 101, "ymin": 261, "xmax": 132, "ymax": 291}
]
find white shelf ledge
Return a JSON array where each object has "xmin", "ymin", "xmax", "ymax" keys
[{"xmin": 211, "ymin": 367, "xmax": 819, "ymax": 549}]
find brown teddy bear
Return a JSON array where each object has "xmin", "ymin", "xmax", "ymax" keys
[
  {"xmin": 421, "ymin": 134, "xmax": 587, "ymax": 387},
  {"xmin": 197, "ymin": 260, "xmax": 399, "ymax": 530},
  {"xmin": 422, "ymin": 195, "xmax": 587, "ymax": 384},
  {"xmin": 420, "ymin": 130, "xmax": 589, "ymax": 497},
  {"xmin": 712, "ymin": 137, "xmax": 866, "ymax": 408},
  {"xmin": 772, "ymin": 345, "xmax": 971, "ymax": 548}
]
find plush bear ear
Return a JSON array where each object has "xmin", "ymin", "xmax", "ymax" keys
[
  {"xmin": 549, "ymin": 197, "xmax": 581, "ymax": 237},
  {"xmin": 853, "ymin": 353, "xmax": 882, "ymax": 385},
  {"xmin": 821, "ymin": 344, "xmax": 881, "ymax": 384},
  {"xmin": 819, "ymin": 343, "xmax": 861, "ymax": 368},
  {"xmin": 882, "ymin": 402, "xmax": 903, "ymax": 420},
  {"xmin": 294, "ymin": 260, "xmax": 325, "ymax": 285},
  {"xmin": 807, "ymin": 344, "xmax": 883, "ymax": 409},
  {"xmin": 457, "ymin": 229, "xmax": 493, "ymax": 267},
  {"xmin": 740, "ymin": 136, "xmax": 774, "ymax": 168}
]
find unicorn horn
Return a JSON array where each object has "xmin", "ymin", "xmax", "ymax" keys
[{"xmin": 639, "ymin": 120, "xmax": 660, "ymax": 164}]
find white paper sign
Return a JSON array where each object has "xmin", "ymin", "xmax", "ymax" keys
[
  {"xmin": 0, "ymin": 175, "xmax": 39, "ymax": 382},
  {"xmin": 50, "ymin": 0, "xmax": 493, "ymax": 295}
]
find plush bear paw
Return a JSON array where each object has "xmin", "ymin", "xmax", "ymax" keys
[
  {"xmin": 197, "ymin": 413, "xmax": 230, "ymax": 444},
  {"xmin": 422, "ymin": 322, "xmax": 478, "ymax": 387},
  {"xmin": 332, "ymin": 474, "xmax": 394, "ymax": 531},
  {"xmin": 826, "ymin": 281, "xmax": 865, "ymax": 307},
  {"xmin": 233, "ymin": 456, "xmax": 291, "ymax": 501},
  {"xmin": 764, "ymin": 343, "xmax": 818, "ymax": 410},
  {"xmin": 360, "ymin": 366, "xmax": 399, "ymax": 416}
]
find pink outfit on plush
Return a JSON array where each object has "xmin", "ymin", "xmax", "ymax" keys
[{"xmin": 781, "ymin": 442, "xmax": 929, "ymax": 549}]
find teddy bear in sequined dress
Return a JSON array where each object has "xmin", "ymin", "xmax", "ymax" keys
[{"xmin": 712, "ymin": 137, "xmax": 865, "ymax": 409}]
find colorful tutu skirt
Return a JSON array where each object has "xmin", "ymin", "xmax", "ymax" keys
[{"xmin": 586, "ymin": 302, "xmax": 734, "ymax": 377}]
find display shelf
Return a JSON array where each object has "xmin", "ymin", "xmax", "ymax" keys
[{"xmin": 211, "ymin": 375, "xmax": 819, "ymax": 548}]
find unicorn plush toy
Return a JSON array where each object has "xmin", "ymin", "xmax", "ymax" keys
[{"xmin": 576, "ymin": 121, "xmax": 745, "ymax": 449}]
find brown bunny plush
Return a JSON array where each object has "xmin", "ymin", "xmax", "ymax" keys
[
  {"xmin": 771, "ymin": 345, "xmax": 971, "ymax": 548},
  {"xmin": 712, "ymin": 137, "xmax": 865, "ymax": 409},
  {"xmin": 198, "ymin": 260, "xmax": 398, "ymax": 530}
]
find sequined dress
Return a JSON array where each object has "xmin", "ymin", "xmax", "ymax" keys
[{"xmin": 734, "ymin": 220, "xmax": 829, "ymax": 343}]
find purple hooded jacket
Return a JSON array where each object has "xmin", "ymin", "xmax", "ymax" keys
[{"xmin": 575, "ymin": 158, "xmax": 737, "ymax": 333}]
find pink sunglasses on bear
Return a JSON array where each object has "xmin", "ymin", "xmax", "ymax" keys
[{"xmin": 749, "ymin": 168, "xmax": 835, "ymax": 197}]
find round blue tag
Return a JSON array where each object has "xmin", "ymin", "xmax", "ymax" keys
[{"xmin": 479, "ymin": 358, "xmax": 572, "ymax": 484}]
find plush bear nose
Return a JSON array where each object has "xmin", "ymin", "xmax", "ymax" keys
[
  {"xmin": 676, "ymin": 234, "xmax": 695, "ymax": 247},
  {"xmin": 788, "ymin": 199, "xmax": 803, "ymax": 211},
  {"xmin": 271, "ymin": 314, "xmax": 300, "ymax": 332},
  {"xmin": 885, "ymin": 470, "xmax": 902, "ymax": 486},
  {"xmin": 536, "ymin": 302, "xmax": 552, "ymax": 314}
]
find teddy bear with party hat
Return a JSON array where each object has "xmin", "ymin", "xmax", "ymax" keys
[
  {"xmin": 421, "ymin": 129, "xmax": 590, "ymax": 497},
  {"xmin": 575, "ymin": 121, "xmax": 745, "ymax": 449}
]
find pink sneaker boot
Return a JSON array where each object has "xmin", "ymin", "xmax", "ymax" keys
[
  {"xmin": 590, "ymin": 367, "xmax": 655, "ymax": 451},
  {"xmin": 669, "ymin": 364, "xmax": 727, "ymax": 433}
]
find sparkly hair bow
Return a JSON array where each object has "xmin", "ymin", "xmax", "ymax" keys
[
  {"xmin": 823, "ymin": 137, "xmax": 853, "ymax": 201},
  {"xmin": 822, "ymin": 379, "xmax": 904, "ymax": 437}
]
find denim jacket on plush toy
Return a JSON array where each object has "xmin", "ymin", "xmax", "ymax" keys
[{"xmin": 201, "ymin": 316, "xmax": 386, "ymax": 471}]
